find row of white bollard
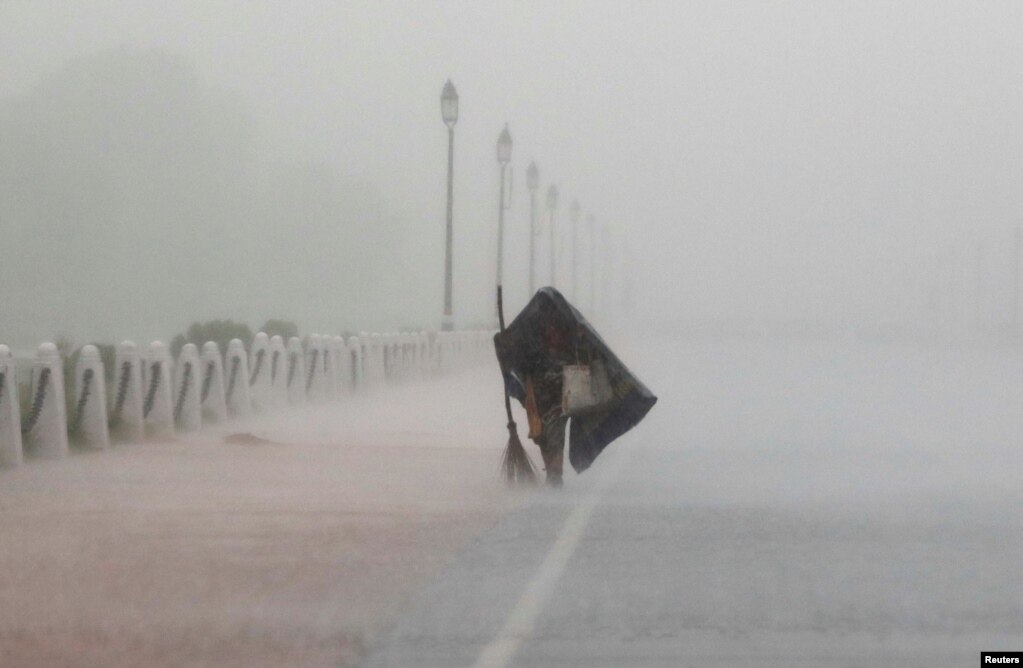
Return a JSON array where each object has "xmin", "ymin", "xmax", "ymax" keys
[{"xmin": 0, "ymin": 330, "xmax": 494, "ymax": 469}]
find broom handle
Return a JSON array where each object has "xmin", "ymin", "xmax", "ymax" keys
[
  {"xmin": 497, "ymin": 285, "xmax": 507, "ymax": 331},
  {"xmin": 497, "ymin": 286, "xmax": 515, "ymax": 427}
]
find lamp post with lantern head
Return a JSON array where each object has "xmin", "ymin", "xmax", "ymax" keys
[
  {"xmin": 440, "ymin": 80, "xmax": 459, "ymax": 331},
  {"xmin": 496, "ymin": 125, "xmax": 513, "ymax": 312},
  {"xmin": 569, "ymin": 199, "xmax": 581, "ymax": 301},
  {"xmin": 526, "ymin": 161, "xmax": 540, "ymax": 296},
  {"xmin": 588, "ymin": 213, "xmax": 597, "ymax": 311},
  {"xmin": 546, "ymin": 184, "xmax": 559, "ymax": 287}
]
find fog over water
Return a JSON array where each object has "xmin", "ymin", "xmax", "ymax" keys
[{"xmin": 4, "ymin": 2, "xmax": 1023, "ymax": 345}]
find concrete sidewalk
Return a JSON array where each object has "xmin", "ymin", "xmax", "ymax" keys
[{"xmin": 0, "ymin": 366, "xmax": 513, "ymax": 667}]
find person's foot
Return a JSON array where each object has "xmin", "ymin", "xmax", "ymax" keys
[{"xmin": 542, "ymin": 451, "xmax": 565, "ymax": 489}]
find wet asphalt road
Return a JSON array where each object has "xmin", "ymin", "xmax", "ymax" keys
[{"xmin": 361, "ymin": 338, "xmax": 1023, "ymax": 667}]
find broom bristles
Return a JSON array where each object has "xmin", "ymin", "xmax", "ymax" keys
[{"xmin": 501, "ymin": 423, "xmax": 537, "ymax": 485}]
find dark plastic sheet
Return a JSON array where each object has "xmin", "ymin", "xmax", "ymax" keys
[{"xmin": 494, "ymin": 288, "xmax": 657, "ymax": 472}]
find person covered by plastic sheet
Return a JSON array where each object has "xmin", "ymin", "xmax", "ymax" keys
[{"xmin": 494, "ymin": 288, "xmax": 657, "ymax": 487}]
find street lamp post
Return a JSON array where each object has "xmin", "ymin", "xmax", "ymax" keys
[
  {"xmin": 440, "ymin": 80, "xmax": 459, "ymax": 331},
  {"xmin": 496, "ymin": 125, "xmax": 513, "ymax": 311},
  {"xmin": 602, "ymin": 224, "xmax": 612, "ymax": 318},
  {"xmin": 975, "ymin": 242, "xmax": 984, "ymax": 331},
  {"xmin": 546, "ymin": 184, "xmax": 559, "ymax": 287},
  {"xmin": 526, "ymin": 162, "xmax": 539, "ymax": 296},
  {"xmin": 1014, "ymin": 227, "xmax": 1021, "ymax": 331},
  {"xmin": 569, "ymin": 199, "xmax": 580, "ymax": 301},
  {"xmin": 587, "ymin": 214, "xmax": 596, "ymax": 311}
]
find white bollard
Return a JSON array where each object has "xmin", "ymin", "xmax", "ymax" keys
[
  {"xmin": 200, "ymin": 342, "xmax": 228, "ymax": 423},
  {"xmin": 110, "ymin": 341, "xmax": 144, "ymax": 442},
  {"xmin": 0, "ymin": 345, "xmax": 23, "ymax": 467},
  {"xmin": 358, "ymin": 332, "xmax": 374, "ymax": 388},
  {"xmin": 419, "ymin": 331, "xmax": 430, "ymax": 378},
  {"xmin": 388, "ymin": 335, "xmax": 399, "ymax": 381},
  {"xmin": 70, "ymin": 345, "xmax": 110, "ymax": 449},
  {"xmin": 305, "ymin": 334, "xmax": 327, "ymax": 402},
  {"xmin": 402, "ymin": 334, "xmax": 414, "ymax": 378},
  {"xmin": 456, "ymin": 332, "xmax": 466, "ymax": 369},
  {"xmin": 346, "ymin": 335, "xmax": 363, "ymax": 391},
  {"xmin": 372, "ymin": 333, "xmax": 385, "ymax": 385},
  {"xmin": 409, "ymin": 333, "xmax": 419, "ymax": 376},
  {"xmin": 225, "ymin": 338, "xmax": 252, "ymax": 417},
  {"xmin": 362, "ymin": 333, "xmax": 374, "ymax": 387},
  {"xmin": 382, "ymin": 334, "xmax": 396, "ymax": 383},
  {"xmin": 419, "ymin": 331, "xmax": 431, "ymax": 378},
  {"xmin": 420, "ymin": 333, "xmax": 430, "ymax": 376},
  {"xmin": 408, "ymin": 333, "xmax": 420, "ymax": 378},
  {"xmin": 436, "ymin": 332, "xmax": 449, "ymax": 374},
  {"xmin": 376, "ymin": 334, "xmax": 388, "ymax": 384},
  {"xmin": 286, "ymin": 336, "xmax": 306, "ymax": 405},
  {"xmin": 393, "ymin": 334, "xmax": 403, "ymax": 381},
  {"xmin": 433, "ymin": 332, "xmax": 443, "ymax": 375},
  {"xmin": 323, "ymin": 336, "xmax": 340, "ymax": 399},
  {"xmin": 143, "ymin": 341, "xmax": 175, "ymax": 439},
  {"xmin": 396, "ymin": 334, "xmax": 408, "ymax": 380},
  {"xmin": 268, "ymin": 335, "xmax": 289, "ymax": 408},
  {"xmin": 173, "ymin": 343, "xmax": 202, "ymax": 432},
  {"xmin": 23, "ymin": 342, "xmax": 69, "ymax": 458},
  {"xmin": 331, "ymin": 336, "xmax": 346, "ymax": 397},
  {"xmin": 249, "ymin": 332, "xmax": 272, "ymax": 412},
  {"xmin": 405, "ymin": 334, "xmax": 415, "ymax": 377},
  {"xmin": 411, "ymin": 333, "xmax": 423, "ymax": 378}
]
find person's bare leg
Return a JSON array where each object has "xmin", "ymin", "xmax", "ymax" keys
[
  {"xmin": 544, "ymin": 451, "xmax": 564, "ymax": 487},
  {"xmin": 540, "ymin": 416, "xmax": 567, "ymax": 487}
]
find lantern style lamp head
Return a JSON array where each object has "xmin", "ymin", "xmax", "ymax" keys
[
  {"xmin": 441, "ymin": 80, "xmax": 459, "ymax": 128},
  {"xmin": 526, "ymin": 161, "xmax": 539, "ymax": 193},
  {"xmin": 570, "ymin": 199, "xmax": 581, "ymax": 223},
  {"xmin": 497, "ymin": 124, "xmax": 512, "ymax": 166},
  {"xmin": 546, "ymin": 184, "xmax": 559, "ymax": 210}
]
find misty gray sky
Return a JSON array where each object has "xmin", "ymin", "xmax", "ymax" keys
[{"xmin": 3, "ymin": 1, "xmax": 1023, "ymax": 344}]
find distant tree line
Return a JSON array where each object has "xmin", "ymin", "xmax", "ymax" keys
[{"xmin": 169, "ymin": 318, "xmax": 299, "ymax": 357}]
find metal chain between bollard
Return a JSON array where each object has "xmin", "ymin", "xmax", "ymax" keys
[
  {"xmin": 306, "ymin": 349, "xmax": 319, "ymax": 393},
  {"xmin": 225, "ymin": 356, "xmax": 240, "ymax": 403},
  {"xmin": 173, "ymin": 361, "xmax": 191, "ymax": 423},
  {"xmin": 68, "ymin": 368, "xmax": 94, "ymax": 434},
  {"xmin": 286, "ymin": 352, "xmax": 298, "ymax": 389},
  {"xmin": 200, "ymin": 361, "xmax": 214, "ymax": 404},
  {"xmin": 249, "ymin": 349, "xmax": 265, "ymax": 386},
  {"xmin": 21, "ymin": 367, "xmax": 51, "ymax": 434},
  {"xmin": 108, "ymin": 361, "xmax": 132, "ymax": 427},
  {"xmin": 142, "ymin": 362, "xmax": 161, "ymax": 419}
]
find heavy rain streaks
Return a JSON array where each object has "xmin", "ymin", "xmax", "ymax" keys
[{"xmin": 2, "ymin": 2, "xmax": 1023, "ymax": 666}]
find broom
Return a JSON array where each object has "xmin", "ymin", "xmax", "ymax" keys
[{"xmin": 497, "ymin": 286, "xmax": 537, "ymax": 485}]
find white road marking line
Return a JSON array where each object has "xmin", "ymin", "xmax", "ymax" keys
[{"xmin": 473, "ymin": 456, "xmax": 622, "ymax": 668}]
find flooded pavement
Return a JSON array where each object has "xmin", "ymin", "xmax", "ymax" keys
[{"xmin": 363, "ymin": 336, "xmax": 1023, "ymax": 667}]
